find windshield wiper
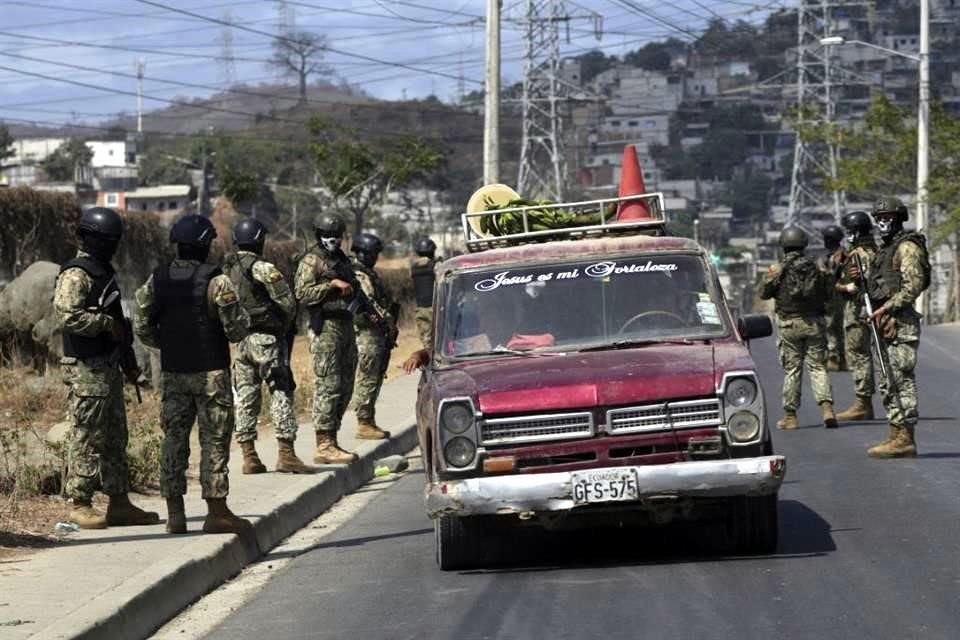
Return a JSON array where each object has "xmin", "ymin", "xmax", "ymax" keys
[
  {"xmin": 579, "ymin": 338, "xmax": 701, "ymax": 352},
  {"xmin": 454, "ymin": 346, "xmax": 564, "ymax": 358}
]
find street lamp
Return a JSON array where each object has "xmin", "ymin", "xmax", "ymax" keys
[{"xmin": 820, "ymin": 3, "xmax": 930, "ymax": 318}]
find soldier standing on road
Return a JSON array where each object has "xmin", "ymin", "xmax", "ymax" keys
[
  {"xmin": 834, "ymin": 211, "xmax": 879, "ymax": 421},
  {"xmin": 350, "ymin": 232, "xmax": 398, "ymax": 440},
  {"xmin": 53, "ymin": 207, "xmax": 159, "ymax": 530},
  {"xmin": 821, "ymin": 225, "xmax": 847, "ymax": 371},
  {"xmin": 758, "ymin": 227, "xmax": 838, "ymax": 430},
  {"xmin": 224, "ymin": 218, "xmax": 310, "ymax": 475},
  {"xmin": 853, "ymin": 197, "xmax": 931, "ymax": 458},
  {"xmin": 133, "ymin": 215, "xmax": 252, "ymax": 535},
  {"xmin": 294, "ymin": 213, "xmax": 360, "ymax": 464},
  {"xmin": 411, "ymin": 237, "xmax": 439, "ymax": 349}
]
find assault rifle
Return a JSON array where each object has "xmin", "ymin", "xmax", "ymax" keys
[
  {"xmin": 348, "ymin": 290, "xmax": 400, "ymax": 346},
  {"xmin": 852, "ymin": 253, "xmax": 903, "ymax": 416},
  {"xmin": 99, "ymin": 287, "xmax": 142, "ymax": 404}
]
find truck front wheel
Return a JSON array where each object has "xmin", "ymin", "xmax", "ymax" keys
[
  {"xmin": 728, "ymin": 494, "xmax": 778, "ymax": 555},
  {"xmin": 435, "ymin": 515, "xmax": 487, "ymax": 571}
]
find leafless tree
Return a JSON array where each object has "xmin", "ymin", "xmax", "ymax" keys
[{"xmin": 268, "ymin": 30, "xmax": 331, "ymax": 104}]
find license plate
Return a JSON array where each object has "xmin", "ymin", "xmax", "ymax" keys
[{"xmin": 571, "ymin": 468, "xmax": 640, "ymax": 505}]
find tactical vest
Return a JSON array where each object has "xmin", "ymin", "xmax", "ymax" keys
[
  {"xmin": 775, "ymin": 253, "xmax": 826, "ymax": 318},
  {"xmin": 411, "ymin": 258, "xmax": 435, "ymax": 308},
  {"xmin": 223, "ymin": 252, "xmax": 286, "ymax": 335},
  {"xmin": 152, "ymin": 262, "xmax": 230, "ymax": 373},
  {"xmin": 307, "ymin": 249, "xmax": 358, "ymax": 329},
  {"xmin": 59, "ymin": 256, "xmax": 125, "ymax": 359},
  {"xmin": 868, "ymin": 231, "xmax": 931, "ymax": 305}
]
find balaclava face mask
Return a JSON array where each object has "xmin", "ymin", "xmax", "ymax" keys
[
  {"xmin": 81, "ymin": 234, "xmax": 120, "ymax": 263},
  {"xmin": 320, "ymin": 236, "xmax": 341, "ymax": 253}
]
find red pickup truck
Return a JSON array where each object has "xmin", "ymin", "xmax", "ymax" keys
[{"xmin": 416, "ymin": 194, "xmax": 786, "ymax": 570}]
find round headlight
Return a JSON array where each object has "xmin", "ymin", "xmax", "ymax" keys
[
  {"xmin": 725, "ymin": 377, "xmax": 757, "ymax": 407},
  {"xmin": 727, "ymin": 411, "xmax": 760, "ymax": 443},
  {"xmin": 443, "ymin": 436, "xmax": 477, "ymax": 468},
  {"xmin": 441, "ymin": 403, "xmax": 474, "ymax": 434}
]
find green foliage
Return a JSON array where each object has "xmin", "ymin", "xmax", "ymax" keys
[
  {"xmin": 126, "ymin": 414, "xmax": 162, "ymax": 492},
  {"xmin": 0, "ymin": 187, "xmax": 82, "ymax": 276},
  {"xmin": 39, "ymin": 138, "xmax": 93, "ymax": 182},
  {"xmin": 799, "ymin": 95, "xmax": 960, "ymax": 244},
  {"xmin": 0, "ymin": 124, "xmax": 14, "ymax": 163},
  {"xmin": 307, "ymin": 116, "xmax": 446, "ymax": 232},
  {"xmin": 655, "ymin": 104, "xmax": 765, "ymax": 181},
  {"xmin": 576, "ymin": 50, "xmax": 619, "ymax": 82},
  {"xmin": 137, "ymin": 151, "xmax": 192, "ymax": 187},
  {"xmin": 623, "ymin": 40, "xmax": 682, "ymax": 71},
  {"xmin": 720, "ymin": 173, "xmax": 774, "ymax": 222},
  {"xmin": 220, "ymin": 167, "xmax": 260, "ymax": 208}
]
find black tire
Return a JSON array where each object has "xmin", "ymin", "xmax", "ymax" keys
[
  {"xmin": 436, "ymin": 515, "xmax": 488, "ymax": 571},
  {"xmin": 728, "ymin": 494, "xmax": 779, "ymax": 554}
]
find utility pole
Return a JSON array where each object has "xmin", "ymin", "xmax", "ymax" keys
[
  {"xmin": 484, "ymin": 0, "xmax": 500, "ymax": 185},
  {"xmin": 917, "ymin": 0, "xmax": 930, "ymax": 317},
  {"xmin": 135, "ymin": 58, "xmax": 145, "ymax": 135}
]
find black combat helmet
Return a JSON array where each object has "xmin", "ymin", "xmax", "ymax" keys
[
  {"xmin": 822, "ymin": 225, "xmax": 844, "ymax": 248},
  {"xmin": 313, "ymin": 212, "xmax": 346, "ymax": 238},
  {"xmin": 872, "ymin": 196, "xmax": 909, "ymax": 220},
  {"xmin": 232, "ymin": 217, "xmax": 267, "ymax": 253},
  {"xmin": 841, "ymin": 210, "xmax": 872, "ymax": 236},
  {"xmin": 78, "ymin": 207, "xmax": 123, "ymax": 262},
  {"xmin": 170, "ymin": 215, "xmax": 216, "ymax": 261},
  {"xmin": 414, "ymin": 236, "xmax": 436, "ymax": 258},
  {"xmin": 779, "ymin": 226, "xmax": 808, "ymax": 251},
  {"xmin": 352, "ymin": 232, "xmax": 383, "ymax": 268}
]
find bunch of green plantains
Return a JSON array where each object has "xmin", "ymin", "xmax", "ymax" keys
[{"xmin": 479, "ymin": 197, "xmax": 619, "ymax": 236}]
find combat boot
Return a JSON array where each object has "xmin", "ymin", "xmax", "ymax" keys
[
  {"xmin": 820, "ymin": 401, "xmax": 838, "ymax": 429},
  {"xmin": 68, "ymin": 500, "xmax": 107, "ymax": 530},
  {"xmin": 868, "ymin": 423, "xmax": 918, "ymax": 459},
  {"xmin": 106, "ymin": 493, "xmax": 160, "ymax": 526},
  {"xmin": 313, "ymin": 431, "xmax": 359, "ymax": 465},
  {"xmin": 836, "ymin": 395, "xmax": 874, "ymax": 421},
  {"xmin": 776, "ymin": 412, "xmax": 798, "ymax": 430},
  {"xmin": 240, "ymin": 440, "xmax": 267, "ymax": 474},
  {"xmin": 275, "ymin": 439, "xmax": 311, "ymax": 474},
  {"xmin": 356, "ymin": 420, "xmax": 390, "ymax": 440},
  {"xmin": 202, "ymin": 498, "xmax": 253, "ymax": 535},
  {"xmin": 165, "ymin": 496, "xmax": 187, "ymax": 534}
]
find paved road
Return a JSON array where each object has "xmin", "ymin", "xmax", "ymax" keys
[{"xmin": 207, "ymin": 327, "xmax": 960, "ymax": 640}]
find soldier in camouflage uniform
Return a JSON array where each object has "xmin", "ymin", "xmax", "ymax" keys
[
  {"xmin": 350, "ymin": 232, "xmax": 398, "ymax": 439},
  {"xmin": 224, "ymin": 218, "xmax": 310, "ymax": 475},
  {"xmin": 851, "ymin": 197, "xmax": 930, "ymax": 458},
  {"xmin": 821, "ymin": 225, "xmax": 847, "ymax": 371},
  {"xmin": 54, "ymin": 207, "xmax": 159, "ymax": 529},
  {"xmin": 834, "ymin": 211, "xmax": 879, "ymax": 421},
  {"xmin": 133, "ymin": 215, "xmax": 252, "ymax": 535},
  {"xmin": 411, "ymin": 236, "xmax": 439, "ymax": 349},
  {"xmin": 294, "ymin": 213, "xmax": 360, "ymax": 464},
  {"xmin": 758, "ymin": 227, "xmax": 837, "ymax": 430}
]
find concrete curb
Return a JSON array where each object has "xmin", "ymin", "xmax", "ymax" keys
[{"xmin": 37, "ymin": 419, "xmax": 419, "ymax": 640}]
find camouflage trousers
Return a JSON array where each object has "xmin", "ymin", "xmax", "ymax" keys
[
  {"xmin": 62, "ymin": 357, "xmax": 129, "ymax": 502},
  {"xmin": 310, "ymin": 317, "xmax": 357, "ymax": 433},
  {"xmin": 776, "ymin": 315, "xmax": 833, "ymax": 412},
  {"xmin": 160, "ymin": 370, "xmax": 234, "ymax": 499},
  {"xmin": 844, "ymin": 320, "xmax": 875, "ymax": 398},
  {"xmin": 878, "ymin": 314, "xmax": 921, "ymax": 426},
  {"xmin": 415, "ymin": 307, "xmax": 433, "ymax": 349},
  {"xmin": 351, "ymin": 329, "xmax": 390, "ymax": 424},
  {"xmin": 825, "ymin": 298, "xmax": 846, "ymax": 365},
  {"xmin": 233, "ymin": 333, "xmax": 299, "ymax": 443}
]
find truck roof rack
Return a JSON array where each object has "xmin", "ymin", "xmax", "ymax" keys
[{"xmin": 461, "ymin": 192, "xmax": 667, "ymax": 253}]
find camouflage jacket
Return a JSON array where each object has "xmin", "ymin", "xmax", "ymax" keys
[
  {"xmin": 132, "ymin": 259, "xmax": 250, "ymax": 349},
  {"xmin": 874, "ymin": 234, "xmax": 928, "ymax": 315},
  {"xmin": 293, "ymin": 249, "xmax": 340, "ymax": 308},
  {"xmin": 352, "ymin": 259, "xmax": 397, "ymax": 335},
  {"xmin": 225, "ymin": 250, "xmax": 296, "ymax": 332},
  {"xmin": 837, "ymin": 240, "xmax": 878, "ymax": 326},
  {"xmin": 53, "ymin": 250, "xmax": 120, "ymax": 340}
]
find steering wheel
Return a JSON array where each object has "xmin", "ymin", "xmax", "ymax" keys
[{"xmin": 618, "ymin": 310, "xmax": 688, "ymax": 334}]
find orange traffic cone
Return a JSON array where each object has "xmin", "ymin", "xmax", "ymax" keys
[{"xmin": 616, "ymin": 144, "xmax": 651, "ymax": 221}]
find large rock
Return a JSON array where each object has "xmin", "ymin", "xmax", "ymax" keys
[{"xmin": 0, "ymin": 260, "xmax": 60, "ymax": 335}]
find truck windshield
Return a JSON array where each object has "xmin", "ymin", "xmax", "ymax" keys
[{"xmin": 440, "ymin": 254, "xmax": 728, "ymax": 357}]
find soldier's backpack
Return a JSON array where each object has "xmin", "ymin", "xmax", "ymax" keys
[{"xmin": 779, "ymin": 254, "xmax": 826, "ymax": 309}]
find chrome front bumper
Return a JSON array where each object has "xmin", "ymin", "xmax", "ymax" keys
[{"xmin": 425, "ymin": 456, "xmax": 786, "ymax": 518}]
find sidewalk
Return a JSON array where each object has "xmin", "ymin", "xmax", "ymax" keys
[{"xmin": 0, "ymin": 374, "xmax": 420, "ymax": 640}]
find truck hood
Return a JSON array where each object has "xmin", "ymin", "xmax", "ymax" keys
[{"xmin": 436, "ymin": 342, "xmax": 751, "ymax": 415}]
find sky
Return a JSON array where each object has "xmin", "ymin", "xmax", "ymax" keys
[{"xmin": 0, "ymin": 0, "xmax": 786, "ymax": 130}]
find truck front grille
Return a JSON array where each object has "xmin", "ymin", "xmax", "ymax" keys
[
  {"xmin": 606, "ymin": 398, "xmax": 722, "ymax": 435},
  {"xmin": 480, "ymin": 412, "xmax": 594, "ymax": 445}
]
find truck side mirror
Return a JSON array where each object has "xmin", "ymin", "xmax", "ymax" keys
[{"xmin": 737, "ymin": 314, "xmax": 773, "ymax": 340}]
